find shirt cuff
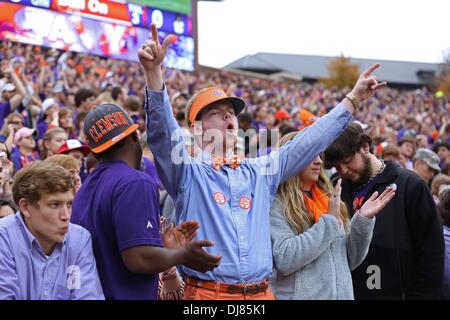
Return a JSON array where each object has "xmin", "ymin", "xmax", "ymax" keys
[
  {"xmin": 352, "ymin": 211, "xmax": 376, "ymax": 231},
  {"xmin": 144, "ymin": 85, "xmax": 168, "ymax": 111}
]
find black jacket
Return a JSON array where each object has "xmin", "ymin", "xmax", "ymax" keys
[{"xmin": 341, "ymin": 161, "xmax": 444, "ymax": 299}]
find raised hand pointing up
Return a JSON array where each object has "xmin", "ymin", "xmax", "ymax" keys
[
  {"xmin": 138, "ymin": 23, "xmax": 176, "ymax": 91},
  {"xmin": 350, "ymin": 64, "xmax": 387, "ymax": 102},
  {"xmin": 343, "ymin": 63, "xmax": 387, "ymax": 113}
]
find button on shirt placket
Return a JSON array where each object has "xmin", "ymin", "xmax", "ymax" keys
[
  {"xmin": 227, "ymin": 167, "xmax": 250, "ymax": 281},
  {"xmin": 37, "ymin": 245, "xmax": 60, "ymax": 300}
]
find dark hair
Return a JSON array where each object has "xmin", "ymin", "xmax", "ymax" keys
[
  {"xmin": 323, "ymin": 122, "xmax": 372, "ymax": 169},
  {"xmin": 93, "ymin": 138, "xmax": 127, "ymax": 161},
  {"xmin": 76, "ymin": 111, "xmax": 87, "ymax": 126},
  {"xmin": 175, "ymin": 111, "xmax": 186, "ymax": 122},
  {"xmin": 74, "ymin": 88, "xmax": 95, "ymax": 108},
  {"xmin": 123, "ymin": 96, "xmax": 141, "ymax": 112},
  {"xmin": 111, "ymin": 87, "xmax": 123, "ymax": 101},
  {"xmin": 92, "ymin": 132, "xmax": 138, "ymax": 161},
  {"xmin": 438, "ymin": 188, "xmax": 450, "ymax": 228},
  {"xmin": 238, "ymin": 112, "xmax": 252, "ymax": 125},
  {"xmin": 86, "ymin": 152, "xmax": 99, "ymax": 174},
  {"xmin": 280, "ymin": 124, "xmax": 298, "ymax": 137},
  {"xmin": 442, "ymin": 162, "xmax": 450, "ymax": 176},
  {"xmin": 0, "ymin": 198, "xmax": 17, "ymax": 213},
  {"xmin": 434, "ymin": 141, "xmax": 450, "ymax": 153}
]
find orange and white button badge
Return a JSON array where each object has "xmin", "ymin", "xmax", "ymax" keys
[
  {"xmin": 239, "ymin": 196, "xmax": 252, "ymax": 210},
  {"xmin": 213, "ymin": 192, "xmax": 226, "ymax": 205}
]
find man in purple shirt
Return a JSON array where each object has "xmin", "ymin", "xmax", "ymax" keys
[
  {"xmin": 72, "ymin": 103, "xmax": 221, "ymax": 300},
  {"xmin": 0, "ymin": 161, "xmax": 104, "ymax": 300}
]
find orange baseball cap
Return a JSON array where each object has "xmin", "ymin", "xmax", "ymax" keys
[
  {"xmin": 298, "ymin": 109, "xmax": 317, "ymax": 126},
  {"xmin": 185, "ymin": 87, "xmax": 245, "ymax": 126}
]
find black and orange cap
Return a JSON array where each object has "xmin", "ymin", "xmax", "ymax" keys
[{"xmin": 83, "ymin": 103, "xmax": 139, "ymax": 154}]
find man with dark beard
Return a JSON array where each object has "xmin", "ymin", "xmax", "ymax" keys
[{"xmin": 324, "ymin": 122, "xmax": 444, "ymax": 300}]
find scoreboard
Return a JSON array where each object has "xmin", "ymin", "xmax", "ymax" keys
[{"xmin": 0, "ymin": 0, "xmax": 194, "ymax": 71}]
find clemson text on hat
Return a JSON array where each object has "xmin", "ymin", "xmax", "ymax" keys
[{"xmin": 88, "ymin": 111, "xmax": 130, "ymax": 143}]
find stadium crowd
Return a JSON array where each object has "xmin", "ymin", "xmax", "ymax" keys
[{"xmin": 0, "ymin": 36, "xmax": 449, "ymax": 300}]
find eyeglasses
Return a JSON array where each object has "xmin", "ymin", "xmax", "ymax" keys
[{"xmin": 9, "ymin": 121, "xmax": 24, "ymax": 125}]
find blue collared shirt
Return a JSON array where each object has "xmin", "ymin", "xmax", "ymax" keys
[
  {"xmin": 0, "ymin": 213, "xmax": 104, "ymax": 300},
  {"xmin": 145, "ymin": 88, "xmax": 352, "ymax": 283}
]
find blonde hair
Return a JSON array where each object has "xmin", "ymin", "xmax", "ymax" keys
[
  {"xmin": 40, "ymin": 127, "xmax": 67, "ymax": 160},
  {"xmin": 95, "ymin": 91, "xmax": 114, "ymax": 105},
  {"xmin": 45, "ymin": 154, "xmax": 81, "ymax": 171},
  {"xmin": 1, "ymin": 113, "xmax": 24, "ymax": 136},
  {"xmin": 277, "ymin": 131, "xmax": 349, "ymax": 234},
  {"xmin": 431, "ymin": 174, "xmax": 450, "ymax": 197}
]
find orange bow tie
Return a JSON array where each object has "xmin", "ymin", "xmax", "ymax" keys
[{"xmin": 212, "ymin": 155, "xmax": 240, "ymax": 170}]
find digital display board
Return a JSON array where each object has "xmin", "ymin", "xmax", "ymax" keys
[
  {"xmin": 0, "ymin": 0, "xmax": 194, "ymax": 70},
  {"xmin": 127, "ymin": 0, "xmax": 191, "ymax": 15}
]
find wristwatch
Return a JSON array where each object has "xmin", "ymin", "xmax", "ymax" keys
[{"xmin": 345, "ymin": 92, "xmax": 360, "ymax": 110}]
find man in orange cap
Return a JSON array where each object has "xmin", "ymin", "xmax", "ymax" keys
[{"xmin": 140, "ymin": 23, "xmax": 387, "ymax": 300}]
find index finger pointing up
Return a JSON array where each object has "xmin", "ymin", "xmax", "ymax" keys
[
  {"xmin": 150, "ymin": 23, "xmax": 159, "ymax": 44},
  {"xmin": 362, "ymin": 63, "xmax": 380, "ymax": 77}
]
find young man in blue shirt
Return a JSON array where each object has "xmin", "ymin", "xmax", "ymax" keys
[{"xmin": 0, "ymin": 161, "xmax": 104, "ymax": 299}]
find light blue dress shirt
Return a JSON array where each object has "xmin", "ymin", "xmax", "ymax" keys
[
  {"xmin": 145, "ymin": 88, "xmax": 352, "ymax": 283},
  {"xmin": 0, "ymin": 212, "xmax": 104, "ymax": 300}
]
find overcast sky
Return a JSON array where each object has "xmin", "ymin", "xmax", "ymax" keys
[{"xmin": 197, "ymin": 0, "xmax": 450, "ymax": 68}]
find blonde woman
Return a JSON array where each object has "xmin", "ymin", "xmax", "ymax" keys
[
  {"xmin": 40, "ymin": 127, "xmax": 67, "ymax": 160},
  {"xmin": 1, "ymin": 113, "xmax": 24, "ymax": 153},
  {"xmin": 270, "ymin": 131, "xmax": 395, "ymax": 300}
]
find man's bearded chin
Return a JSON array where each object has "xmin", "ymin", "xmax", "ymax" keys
[{"xmin": 353, "ymin": 154, "xmax": 373, "ymax": 188}]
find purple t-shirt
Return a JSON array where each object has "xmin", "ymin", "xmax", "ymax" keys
[
  {"xmin": 10, "ymin": 147, "xmax": 40, "ymax": 171},
  {"xmin": 0, "ymin": 101, "xmax": 11, "ymax": 129},
  {"xmin": 142, "ymin": 156, "xmax": 161, "ymax": 187},
  {"xmin": 251, "ymin": 120, "xmax": 267, "ymax": 132},
  {"xmin": 37, "ymin": 121, "xmax": 48, "ymax": 141},
  {"xmin": 443, "ymin": 226, "xmax": 450, "ymax": 299},
  {"xmin": 72, "ymin": 160, "xmax": 163, "ymax": 300}
]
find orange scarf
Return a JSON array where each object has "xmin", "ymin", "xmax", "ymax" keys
[{"xmin": 303, "ymin": 184, "xmax": 330, "ymax": 223}]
